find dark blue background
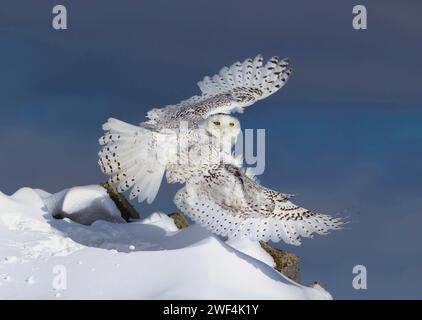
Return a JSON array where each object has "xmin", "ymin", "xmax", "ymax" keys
[{"xmin": 1, "ymin": 0, "xmax": 421, "ymax": 299}]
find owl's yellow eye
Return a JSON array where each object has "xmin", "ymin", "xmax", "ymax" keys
[
  {"xmin": 229, "ymin": 122, "xmax": 235, "ymax": 127},
  {"xmin": 213, "ymin": 121, "xmax": 221, "ymax": 126}
]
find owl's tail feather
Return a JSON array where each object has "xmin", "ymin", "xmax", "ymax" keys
[
  {"xmin": 197, "ymin": 54, "xmax": 293, "ymax": 100},
  {"xmin": 99, "ymin": 118, "xmax": 172, "ymax": 204}
]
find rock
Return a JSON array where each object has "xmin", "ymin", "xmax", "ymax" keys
[
  {"xmin": 168, "ymin": 212, "xmax": 190, "ymax": 229},
  {"xmin": 167, "ymin": 212, "xmax": 301, "ymax": 283},
  {"xmin": 310, "ymin": 280, "xmax": 322, "ymax": 288},
  {"xmin": 259, "ymin": 241, "xmax": 300, "ymax": 283},
  {"xmin": 310, "ymin": 280, "xmax": 325, "ymax": 289},
  {"xmin": 100, "ymin": 181, "xmax": 140, "ymax": 222}
]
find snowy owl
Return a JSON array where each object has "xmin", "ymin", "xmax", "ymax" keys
[
  {"xmin": 99, "ymin": 54, "xmax": 292, "ymax": 203},
  {"xmin": 98, "ymin": 54, "xmax": 344, "ymax": 244}
]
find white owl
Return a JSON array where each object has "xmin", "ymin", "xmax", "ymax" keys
[{"xmin": 98, "ymin": 54, "xmax": 344, "ymax": 244}]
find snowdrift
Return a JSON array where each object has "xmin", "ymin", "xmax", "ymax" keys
[{"xmin": 0, "ymin": 185, "xmax": 332, "ymax": 299}]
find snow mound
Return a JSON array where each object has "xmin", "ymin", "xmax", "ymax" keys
[
  {"xmin": 0, "ymin": 185, "xmax": 332, "ymax": 299},
  {"xmin": 45, "ymin": 185, "xmax": 125, "ymax": 225}
]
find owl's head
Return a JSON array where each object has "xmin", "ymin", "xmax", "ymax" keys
[{"xmin": 200, "ymin": 114, "xmax": 241, "ymax": 143}]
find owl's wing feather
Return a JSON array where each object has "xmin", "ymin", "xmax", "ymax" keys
[
  {"xmin": 198, "ymin": 55, "xmax": 291, "ymax": 99},
  {"xmin": 99, "ymin": 118, "xmax": 177, "ymax": 204},
  {"xmin": 143, "ymin": 54, "xmax": 292, "ymax": 129},
  {"xmin": 174, "ymin": 164, "xmax": 344, "ymax": 245}
]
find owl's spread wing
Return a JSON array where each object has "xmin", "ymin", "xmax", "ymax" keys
[
  {"xmin": 99, "ymin": 118, "xmax": 179, "ymax": 204},
  {"xmin": 143, "ymin": 54, "xmax": 292, "ymax": 129},
  {"xmin": 174, "ymin": 164, "xmax": 344, "ymax": 245}
]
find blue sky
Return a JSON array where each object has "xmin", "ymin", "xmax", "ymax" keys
[{"xmin": 1, "ymin": 0, "xmax": 422, "ymax": 299}]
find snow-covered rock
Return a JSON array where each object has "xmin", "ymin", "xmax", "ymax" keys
[
  {"xmin": 46, "ymin": 185, "xmax": 126, "ymax": 225},
  {"xmin": 0, "ymin": 186, "xmax": 332, "ymax": 299}
]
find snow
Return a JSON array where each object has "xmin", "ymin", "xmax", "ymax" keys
[
  {"xmin": 45, "ymin": 185, "xmax": 125, "ymax": 225},
  {"xmin": 0, "ymin": 185, "xmax": 332, "ymax": 300},
  {"xmin": 226, "ymin": 237, "xmax": 276, "ymax": 268}
]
